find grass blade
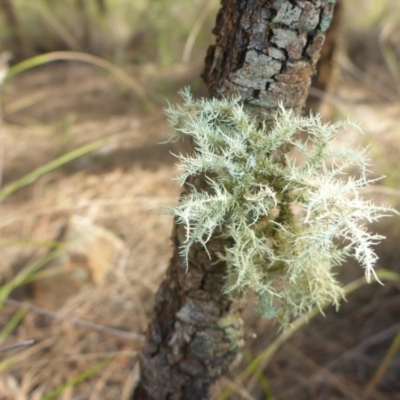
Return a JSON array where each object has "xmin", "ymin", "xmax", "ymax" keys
[
  {"xmin": 0, "ymin": 308, "xmax": 27, "ymax": 345},
  {"xmin": 0, "ymin": 137, "xmax": 107, "ymax": 201},
  {"xmin": 40, "ymin": 358, "xmax": 113, "ymax": 400},
  {"xmin": 5, "ymin": 51, "xmax": 150, "ymax": 107},
  {"xmin": 0, "ymin": 248, "xmax": 60, "ymax": 312},
  {"xmin": 364, "ymin": 328, "xmax": 400, "ymax": 398}
]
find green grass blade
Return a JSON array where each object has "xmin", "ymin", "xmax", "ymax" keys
[
  {"xmin": 364, "ymin": 328, "xmax": 400, "ymax": 398},
  {"xmin": 0, "ymin": 239, "xmax": 61, "ymax": 248},
  {"xmin": 0, "ymin": 308, "xmax": 27, "ymax": 345},
  {"xmin": 243, "ymin": 350, "xmax": 274, "ymax": 399},
  {"xmin": 0, "ymin": 248, "xmax": 60, "ymax": 312},
  {"xmin": 5, "ymin": 51, "xmax": 151, "ymax": 108},
  {"xmin": 0, "ymin": 137, "xmax": 107, "ymax": 201},
  {"xmin": 40, "ymin": 358, "xmax": 113, "ymax": 400}
]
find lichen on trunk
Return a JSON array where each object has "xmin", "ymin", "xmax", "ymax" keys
[{"xmin": 133, "ymin": 1, "xmax": 337, "ymax": 399}]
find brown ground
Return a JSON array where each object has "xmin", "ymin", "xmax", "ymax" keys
[{"xmin": 0, "ymin": 22, "xmax": 400, "ymax": 400}]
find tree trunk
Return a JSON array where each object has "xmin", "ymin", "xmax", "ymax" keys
[
  {"xmin": 305, "ymin": 0, "xmax": 342, "ymax": 112},
  {"xmin": 133, "ymin": 1, "xmax": 337, "ymax": 399}
]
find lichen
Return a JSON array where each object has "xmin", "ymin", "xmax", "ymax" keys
[{"xmin": 166, "ymin": 88, "xmax": 395, "ymax": 327}]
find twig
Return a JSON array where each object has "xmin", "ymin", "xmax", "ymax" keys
[
  {"xmin": 0, "ymin": 339, "xmax": 35, "ymax": 353},
  {"xmin": 4, "ymin": 298, "xmax": 145, "ymax": 343}
]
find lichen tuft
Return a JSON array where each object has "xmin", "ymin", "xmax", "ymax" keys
[{"xmin": 166, "ymin": 88, "xmax": 395, "ymax": 327}]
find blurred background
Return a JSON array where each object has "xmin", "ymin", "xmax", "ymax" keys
[{"xmin": 0, "ymin": 0, "xmax": 399, "ymax": 399}]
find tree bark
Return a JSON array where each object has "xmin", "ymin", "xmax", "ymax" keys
[
  {"xmin": 305, "ymin": 0, "xmax": 342, "ymax": 112},
  {"xmin": 133, "ymin": 1, "xmax": 337, "ymax": 399}
]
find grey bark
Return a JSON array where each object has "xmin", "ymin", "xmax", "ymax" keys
[
  {"xmin": 203, "ymin": 0, "xmax": 336, "ymax": 118},
  {"xmin": 133, "ymin": 1, "xmax": 337, "ymax": 399}
]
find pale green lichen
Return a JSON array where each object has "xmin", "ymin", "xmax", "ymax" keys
[{"xmin": 166, "ymin": 88, "xmax": 394, "ymax": 327}]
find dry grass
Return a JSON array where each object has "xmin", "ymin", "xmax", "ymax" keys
[
  {"xmin": 0, "ymin": 1, "xmax": 400, "ymax": 399},
  {"xmin": 0, "ymin": 63, "xmax": 184, "ymax": 399}
]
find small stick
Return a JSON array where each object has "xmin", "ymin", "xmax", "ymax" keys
[
  {"xmin": 0, "ymin": 339, "xmax": 35, "ymax": 353},
  {"xmin": 4, "ymin": 298, "xmax": 145, "ymax": 343}
]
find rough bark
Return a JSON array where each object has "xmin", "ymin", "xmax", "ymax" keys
[
  {"xmin": 133, "ymin": 179, "xmax": 244, "ymax": 400},
  {"xmin": 133, "ymin": 1, "xmax": 337, "ymax": 399},
  {"xmin": 305, "ymin": 0, "xmax": 342, "ymax": 112},
  {"xmin": 203, "ymin": 0, "xmax": 336, "ymax": 119}
]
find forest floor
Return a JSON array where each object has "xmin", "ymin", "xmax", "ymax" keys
[{"xmin": 1, "ymin": 21, "xmax": 400, "ymax": 400}]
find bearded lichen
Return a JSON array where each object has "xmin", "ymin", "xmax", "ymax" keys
[{"xmin": 166, "ymin": 88, "xmax": 395, "ymax": 327}]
